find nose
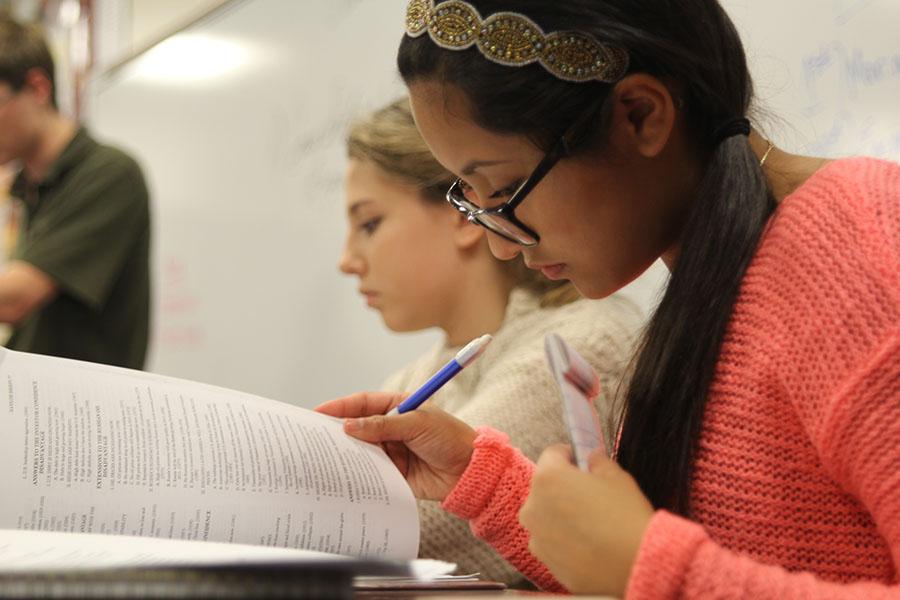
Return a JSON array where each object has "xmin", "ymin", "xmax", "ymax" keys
[
  {"xmin": 338, "ymin": 242, "xmax": 365, "ymax": 276},
  {"xmin": 485, "ymin": 231, "xmax": 523, "ymax": 261}
]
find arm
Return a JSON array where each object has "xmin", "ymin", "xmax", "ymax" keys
[
  {"xmin": 419, "ymin": 296, "xmax": 642, "ymax": 585},
  {"xmin": 627, "ymin": 332, "xmax": 900, "ymax": 600},
  {"xmin": 415, "ymin": 352, "xmax": 560, "ymax": 586},
  {"xmin": 625, "ymin": 164, "xmax": 900, "ymax": 598},
  {"xmin": 15, "ymin": 154, "xmax": 148, "ymax": 312},
  {"xmin": 480, "ymin": 323, "xmax": 899, "ymax": 596},
  {"xmin": 379, "ymin": 350, "xmax": 527, "ymax": 583},
  {"xmin": 442, "ymin": 427, "xmax": 567, "ymax": 593},
  {"xmin": 0, "ymin": 260, "xmax": 57, "ymax": 324},
  {"xmin": 318, "ymin": 391, "xmax": 567, "ymax": 589},
  {"xmin": 512, "ymin": 334, "xmax": 900, "ymax": 599}
]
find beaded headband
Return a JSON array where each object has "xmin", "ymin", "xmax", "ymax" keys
[{"xmin": 405, "ymin": 0, "xmax": 630, "ymax": 84}]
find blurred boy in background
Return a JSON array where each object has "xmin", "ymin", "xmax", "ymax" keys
[{"xmin": 0, "ymin": 14, "xmax": 150, "ymax": 368}]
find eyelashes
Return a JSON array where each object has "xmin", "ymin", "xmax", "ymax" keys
[
  {"xmin": 460, "ymin": 179, "xmax": 522, "ymax": 202},
  {"xmin": 489, "ymin": 181, "xmax": 522, "ymax": 199},
  {"xmin": 360, "ymin": 217, "xmax": 382, "ymax": 235}
]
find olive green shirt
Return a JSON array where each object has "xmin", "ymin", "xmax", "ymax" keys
[{"xmin": 8, "ymin": 127, "xmax": 150, "ymax": 369}]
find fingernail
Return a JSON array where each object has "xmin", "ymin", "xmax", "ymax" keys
[{"xmin": 344, "ymin": 418, "xmax": 360, "ymax": 432}]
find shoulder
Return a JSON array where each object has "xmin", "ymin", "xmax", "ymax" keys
[
  {"xmin": 485, "ymin": 295, "xmax": 644, "ymax": 379},
  {"xmin": 546, "ymin": 294, "xmax": 644, "ymax": 343},
  {"xmin": 742, "ymin": 157, "xmax": 899, "ymax": 404},
  {"xmin": 758, "ymin": 157, "xmax": 899, "ymax": 297},
  {"xmin": 380, "ymin": 342, "xmax": 450, "ymax": 392},
  {"xmin": 66, "ymin": 130, "xmax": 149, "ymax": 204},
  {"xmin": 496, "ymin": 291, "xmax": 644, "ymax": 364},
  {"xmin": 51, "ymin": 135, "xmax": 150, "ymax": 222},
  {"xmin": 86, "ymin": 139, "xmax": 147, "ymax": 188},
  {"xmin": 769, "ymin": 157, "xmax": 899, "ymax": 262}
]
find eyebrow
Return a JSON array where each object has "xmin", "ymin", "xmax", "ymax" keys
[
  {"xmin": 347, "ymin": 199, "xmax": 374, "ymax": 217},
  {"xmin": 460, "ymin": 159, "xmax": 510, "ymax": 176}
]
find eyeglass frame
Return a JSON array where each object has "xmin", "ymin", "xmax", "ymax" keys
[{"xmin": 445, "ymin": 133, "xmax": 571, "ymax": 247}]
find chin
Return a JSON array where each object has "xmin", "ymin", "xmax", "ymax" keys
[
  {"xmin": 570, "ymin": 277, "xmax": 620, "ymax": 300},
  {"xmin": 380, "ymin": 313, "xmax": 421, "ymax": 334}
]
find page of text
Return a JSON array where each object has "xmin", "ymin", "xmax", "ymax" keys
[{"xmin": 0, "ymin": 349, "xmax": 418, "ymax": 560}]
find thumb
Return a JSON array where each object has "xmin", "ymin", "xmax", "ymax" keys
[
  {"xmin": 536, "ymin": 443, "xmax": 576, "ymax": 468},
  {"xmin": 343, "ymin": 413, "xmax": 421, "ymax": 444},
  {"xmin": 587, "ymin": 449, "xmax": 618, "ymax": 477}
]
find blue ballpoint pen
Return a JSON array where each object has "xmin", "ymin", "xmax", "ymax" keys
[{"xmin": 387, "ymin": 334, "xmax": 493, "ymax": 415}]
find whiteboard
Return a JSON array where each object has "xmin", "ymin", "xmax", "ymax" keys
[
  {"xmin": 730, "ymin": 0, "xmax": 900, "ymax": 158},
  {"xmin": 88, "ymin": 0, "xmax": 434, "ymax": 407},
  {"xmin": 86, "ymin": 0, "xmax": 899, "ymax": 408}
]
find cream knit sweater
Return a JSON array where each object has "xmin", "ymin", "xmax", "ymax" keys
[{"xmin": 381, "ymin": 287, "xmax": 644, "ymax": 586}]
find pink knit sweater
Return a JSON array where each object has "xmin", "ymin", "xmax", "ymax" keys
[{"xmin": 442, "ymin": 157, "xmax": 900, "ymax": 598}]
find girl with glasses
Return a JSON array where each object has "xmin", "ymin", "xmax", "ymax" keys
[
  {"xmin": 320, "ymin": 0, "xmax": 899, "ymax": 597},
  {"xmin": 339, "ymin": 97, "xmax": 643, "ymax": 586}
]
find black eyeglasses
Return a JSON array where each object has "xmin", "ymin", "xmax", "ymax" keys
[{"xmin": 446, "ymin": 134, "xmax": 570, "ymax": 246}]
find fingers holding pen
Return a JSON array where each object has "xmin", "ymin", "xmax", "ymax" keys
[
  {"xmin": 347, "ymin": 405, "xmax": 478, "ymax": 501},
  {"xmin": 315, "ymin": 390, "xmax": 474, "ymax": 467},
  {"xmin": 342, "ymin": 404, "xmax": 449, "ymax": 445},
  {"xmin": 315, "ymin": 391, "xmax": 435, "ymax": 445},
  {"xmin": 314, "ymin": 391, "xmax": 405, "ymax": 419},
  {"xmin": 314, "ymin": 336, "xmax": 493, "ymax": 501},
  {"xmin": 343, "ymin": 410, "xmax": 413, "ymax": 442}
]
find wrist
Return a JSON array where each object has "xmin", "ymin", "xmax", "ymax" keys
[
  {"xmin": 434, "ymin": 425, "xmax": 477, "ymax": 499},
  {"xmin": 442, "ymin": 427, "xmax": 515, "ymax": 520},
  {"xmin": 625, "ymin": 510, "xmax": 708, "ymax": 599}
]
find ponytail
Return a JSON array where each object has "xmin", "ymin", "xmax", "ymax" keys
[{"xmin": 616, "ymin": 134, "xmax": 776, "ymax": 513}]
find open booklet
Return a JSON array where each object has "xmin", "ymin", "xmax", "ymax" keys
[
  {"xmin": 0, "ymin": 347, "xmax": 420, "ymax": 563},
  {"xmin": 0, "ymin": 528, "xmax": 458, "ymax": 598},
  {"xmin": 0, "ymin": 528, "xmax": 456, "ymax": 577}
]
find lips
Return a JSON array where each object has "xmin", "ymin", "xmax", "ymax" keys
[
  {"xmin": 540, "ymin": 264, "xmax": 566, "ymax": 280},
  {"xmin": 359, "ymin": 290, "xmax": 379, "ymax": 306},
  {"xmin": 526, "ymin": 262, "xmax": 567, "ymax": 280}
]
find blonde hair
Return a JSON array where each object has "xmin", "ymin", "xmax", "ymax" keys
[{"xmin": 347, "ymin": 97, "xmax": 580, "ymax": 307}]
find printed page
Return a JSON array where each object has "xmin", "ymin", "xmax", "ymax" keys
[
  {"xmin": 0, "ymin": 529, "xmax": 353, "ymax": 571},
  {"xmin": 0, "ymin": 349, "xmax": 418, "ymax": 560}
]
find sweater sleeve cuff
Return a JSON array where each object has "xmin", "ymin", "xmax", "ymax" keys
[
  {"xmin": 442, "ymin": 426, "xmax": 516, "ymax": 520},
  {"xmin": 626, "ymin": 510, "xmax": 709, "ymax": 600}
]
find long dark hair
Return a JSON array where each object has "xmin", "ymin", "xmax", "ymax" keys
[{"xmin": 398, "ymin": 0, "xmax": 776, "ymax": 514}]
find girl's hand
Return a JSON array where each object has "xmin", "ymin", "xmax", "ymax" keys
[
  {"xmin": 519, "ymin": 444, "xmax": 654, "ymax": 596},
  {"xmin": 315, "ymin": 392, "xmax": 477, "ymax": 501}
]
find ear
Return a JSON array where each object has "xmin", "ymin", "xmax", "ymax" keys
[
  {"xmin": 23, "ymin": 68, "xmax": 54, "ymax": 108},
  {"xmin": 450, "ymin": 211, "xmax": 486, "ymax": 251},
  {"xmin": 607, "ymin": 74, "xmax": 677, "ymax": 159}
]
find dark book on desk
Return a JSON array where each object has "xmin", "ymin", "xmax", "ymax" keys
[
  {"xmin": 0, "ymin": 529, "xmax": 413, "ymax": 598},
  {"xmin": 0, "ymin": 347, "xmax": 431, "ymax": 598}
]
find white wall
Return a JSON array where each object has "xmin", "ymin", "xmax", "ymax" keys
[
  {"xmin": 130, "ymin": 0, "xmax": 228, "ymax": 50},
  {"xmin": 94, "ymin": 0, "xmax": 230, "ymax": 70},
  {"xmin": 729, "ymin": 0, "xmax": 900, "ymax": 158}
]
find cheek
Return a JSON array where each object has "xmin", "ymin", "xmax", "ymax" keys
[
  {"xmin": 527, "ymin": 175, "xmax": 665, "ymax": 296},
  {"xmin": 0, "ymin": 115, "xmax": 27, "ymax": 153},
  {"xmin": 516, "ymin": 180, "xmax": 593, "ymax": 253},
  {"xmin": 370, "ymin": 214, "xmax": 457, "ymax": 299},
  {"xmin": 374, "ymin": 235, "xmax": 456, "ymax": 331}
]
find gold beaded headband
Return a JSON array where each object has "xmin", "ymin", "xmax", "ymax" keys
[{"xmin": 405, "ymin": 0, "xmax": 629, "ymax": 84}]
